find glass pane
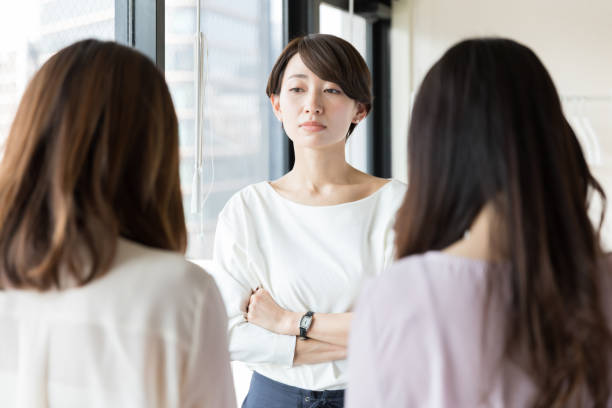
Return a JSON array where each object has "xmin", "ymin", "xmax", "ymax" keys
[
  {"xmin": 165, "ymin": 0, "xmax": 283, "ymax": 260},
  {"xmin": 0, "ymin": 0, "xmax": 114, "ymax": 142},
  {"xmin": 319, "ymin": 2, "xmax": 369, "ymax": 173}
]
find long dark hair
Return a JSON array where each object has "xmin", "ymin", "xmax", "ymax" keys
[
  {"xmin": 0, "ymin": 39, "xmax": 186, "ymax": 290},
  {"xmin": 394, "ymin": 38, "xmax": 611, "ymax": 407}
]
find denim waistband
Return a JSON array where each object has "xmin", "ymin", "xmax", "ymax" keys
[{"xmin": 251, "ymin": 371, "xmax": 345, "ymax": 399}]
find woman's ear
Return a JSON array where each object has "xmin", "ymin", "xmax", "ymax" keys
[
  {"xmin": 270, "ymin": 94, "xmax": 282, "ymax": 122},
  {"xmin": 352, "ymin": 102, "xmax": 367, "ymax": 124}
]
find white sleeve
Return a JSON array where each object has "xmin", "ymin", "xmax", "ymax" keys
[
  {"xmin": 181, "ymin": 275, "xmax": 236, "ymax": 408},
  {"xmin": 382, "ymin": 182, "xmax": 406, "ymax": 271},
  {"xmin": 212, "ymin": 213, "xmax": 296, "ymax": 368},
  {"xmin": 382, "ymin": 221, "xmax": 397, "ymax": 271}
]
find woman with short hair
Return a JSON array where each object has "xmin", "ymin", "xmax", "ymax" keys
[
  {"xmin": 0, "ymin": 39, "xmax": 235, "ymax": 407},
  {"xmin": 213, "ymin": 34, "xmax": 406, "ymax": 408},
  {"xmin": 347, "ymin": 38, "xmax": 612, "ymax": 408}
]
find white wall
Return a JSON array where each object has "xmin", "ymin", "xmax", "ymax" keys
[
  {"xmin": 390, "ymin": 0, "xmax": 412, "ymax": 183},
  {"xmin": 405, "ymin": 0, "xmax": 612, "ymax": 94},
  {"xmin": 391, "ymin": 0, "xmax": 612, "ymax": 245}
]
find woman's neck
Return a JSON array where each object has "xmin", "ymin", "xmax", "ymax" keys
[
  {"xmin": 287, "ymin": 144, "xmax": 357, "ymax": 191},
  {"xmin": 269, "ymin": 143, "xmax": 386, "ymax": 206},
  {"xmin": 443, "ymin": 203, "xmax": 501, "ymax": 262}
]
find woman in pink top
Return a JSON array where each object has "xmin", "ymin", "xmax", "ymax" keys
[{"xmin": 346, "ymin": 38, "xmax": 612, "ymax": 408}]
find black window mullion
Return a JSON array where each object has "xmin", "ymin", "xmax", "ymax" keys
[
  {"xmin": 285, "ymin": 0, "xmax": 320, "ymax": 42},
  {"xmin": 114, "ymin": 0, "xmax": 164, "ymax": 71},
  {"xmin": 278, "ymin": 0, "xmax": 321, "ymax": 173},
  {"xmin": 114, "ymin": 0, "xmax": 131, "ymax": 45},
  {"xmin": 298, "ymin": 0, "xmax": 392, "ymax": 177},
  {"xmin": 367, "ymin": 18, "xmax": 391, "ymax": 178}
]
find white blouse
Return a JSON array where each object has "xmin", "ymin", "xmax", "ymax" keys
[
  {"xmin": 212, "ymin": 180, "xmax": 406, "ymax": 391},
  {"xmin": 0, "ymin": 238, "xmax": 236, "ymax": 408}
]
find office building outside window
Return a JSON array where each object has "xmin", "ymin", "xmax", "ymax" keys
[
  {"xmin": 0, "ymin": 0, "xmax": 114, "ymax": 143},
  {"xmin": 319, "ymin": 2, "xmax": 370, "ymax": 174},
  {"xmin": 166, "ymin": 0, "xmax": 283, "ymax": 260}
]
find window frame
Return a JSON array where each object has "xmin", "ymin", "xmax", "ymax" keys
[
  {"xmin": 114, "ymin": 0, "xmax": 392, "ymax": 178},
  {"xmin": 115, "ymin": 0, "xmax": 165, "ymax": 71},
  {"xmin": 318, "ymin": 0, "xmax": 393, "ymax": 177},
  {"xmin": 112, "ymin": 0, "xmax": 392, "ymax": 255}
]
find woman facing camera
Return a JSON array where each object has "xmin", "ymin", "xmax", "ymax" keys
[
  {"xmin": 347, "ymin": 38, "xmax": 612, "ymax": 408},
  {"xmin": 212, "ymin": 34, "xmax": 406, "ymax": 408},
  {"xmin": 0, "ymin": 40, "xmax": 235, "ymax": 407}
]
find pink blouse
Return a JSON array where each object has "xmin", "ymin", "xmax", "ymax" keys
[{"xmin": 346, "ymin": 251, "xmax": 612, "ymax": 408}]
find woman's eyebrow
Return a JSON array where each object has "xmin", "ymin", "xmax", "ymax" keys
[{"xmin": 287, "ymin": 73, "xmax": 308, "ymax": 80}]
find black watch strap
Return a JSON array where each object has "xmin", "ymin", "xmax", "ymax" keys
[{"xmin": 299, "ymin": 311, "xmax": 314, "ymax": 339}]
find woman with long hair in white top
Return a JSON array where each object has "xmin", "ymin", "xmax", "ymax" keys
[
  {"xmin": 212, "ymin": 34, "xmax": 406, "ymax": 407},
  {"xmin": 0, "ymin": 39, "xmax": 235, "ymax": 407},
  {"xmin": 347, "ymin": 38, "xmax": 612, "ymax": 408}
]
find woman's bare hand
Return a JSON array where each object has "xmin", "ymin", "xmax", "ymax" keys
[{"xmin": 245, "ymin": 288, "xmax": 301, "ymax": 335}]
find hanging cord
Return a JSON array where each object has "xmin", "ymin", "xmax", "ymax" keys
[
  {"xmin": 190, "ymin": 1, "xmax": 215, "ymax": 238},
  {"xmin": 190, "ymin": 35, "xmax": 204, "ymax": 215},
  {"xmin": 348, "ymin": 0, "xmax": 354, "ymax": 41}
]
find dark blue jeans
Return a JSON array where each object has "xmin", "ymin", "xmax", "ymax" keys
[{"xmin": 242, "ymin": 372, "xmax": 345, "ymax": 408}]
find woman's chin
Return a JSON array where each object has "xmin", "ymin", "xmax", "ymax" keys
[{"xmin": 289, "ymin": 136, "xmax": 346, "ymax": 150}]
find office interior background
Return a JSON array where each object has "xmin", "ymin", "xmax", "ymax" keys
[{"xmin": 0, "ymin": 0, "xmax": 610, "ymax": 404}]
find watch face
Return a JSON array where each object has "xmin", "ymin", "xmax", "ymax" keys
[{"xmin": 300, "ymin": 315, "xmax": 312, "ymax": 329}]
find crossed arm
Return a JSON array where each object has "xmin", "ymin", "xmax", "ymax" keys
[{"xmin": 244, "ymin": 288, "xmax": 353, "ymax": 365}]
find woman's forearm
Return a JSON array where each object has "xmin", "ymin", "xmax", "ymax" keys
[
  {"xmin": 283, "ymin": 312, "xmax": 353, "ymax": 347},
  {"xmin": 245, "ymin": 288, "xmax": 353, "ymax": 347},
  {"xmin": 293, "ymin": 338, "xmax": 347, "ymax": 366}
]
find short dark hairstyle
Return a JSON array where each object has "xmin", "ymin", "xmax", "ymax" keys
[
  {"xmin": 266, "ymin": 34, "xmax": 372, "ymax": 138},
  {"xmin": 0, "ymin": 39, "xmax": 186, "ymax": 290},
  {"xmin": 395, "ymin": 38, "xmax": 611, "ymax": 407}
]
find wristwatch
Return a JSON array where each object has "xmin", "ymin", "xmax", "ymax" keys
[{"xmin": 299, "ymin": 311, "xmax": 314, "ymax": 339}]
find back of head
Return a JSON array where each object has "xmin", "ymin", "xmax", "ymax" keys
[
  {"xmin": 0, "ymin": 39, "xmax": 186, "ymax": 290},
  {"xmin": 395, "ymin": 38, "xmax": 611, "ymax": 406}
]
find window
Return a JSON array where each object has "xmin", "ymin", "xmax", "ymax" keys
[
  {"xmin": 319, "ymin": 2, "xmax": 370, "ymax": 174},
  {"xmin": 165, "ymin": 0, "xmax": 283, "ymax": 259},
  {"xmin": 165, "ymin": 0, "xmax": 284, "ymax": 402},
  {"xmin": 0, "ymin": 0, "xmax": 114, "ymax": 142}
]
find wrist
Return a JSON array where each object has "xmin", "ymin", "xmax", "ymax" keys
[{"xmin": 282, "ymin": 311, "xmax": 302, "ymax": 336}]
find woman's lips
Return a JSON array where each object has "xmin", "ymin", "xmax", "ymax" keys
[{"xmin": 299, "ymin": 122, "xmax": 326, "ymax": 132}]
